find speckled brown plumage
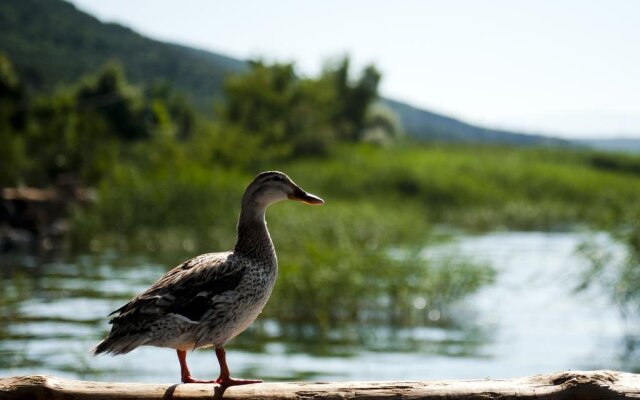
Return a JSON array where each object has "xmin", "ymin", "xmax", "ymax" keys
[{"xmin": 93, "ymin": 171, "xmax": 323, "ymax": 385}]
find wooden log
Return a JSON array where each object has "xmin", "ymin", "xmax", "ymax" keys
[{"xmin": 1, "ymin": 370, "xmax": 639, "ymax": 400}]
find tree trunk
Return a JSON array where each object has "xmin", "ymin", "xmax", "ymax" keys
[{"xmin": 1, "ymin": 370, "xmax": 639, "ymax": 400}]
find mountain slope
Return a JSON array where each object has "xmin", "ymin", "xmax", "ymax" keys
[
  {"xmin": 0, "ymin": 0, "xmax": 246, "ymax": 109},
  {"xmin": 1, "ymin": 0, "xmax": 573, "ymax": 146},
  {"xmin": 577, "ymin": 138, "xmax": 640, "ymax": 154},
  {"xmin": 385, "ymin": 99, "xmax": 569, "ymax": 146}
]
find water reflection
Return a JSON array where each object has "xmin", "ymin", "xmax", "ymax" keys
[
  {"xmin": 0, "ymin": 249, "xmax": 489, "ymax": 382},
  {"xmin": 0, "ymin": 232, "xmax": 637, "ymax": 382}
]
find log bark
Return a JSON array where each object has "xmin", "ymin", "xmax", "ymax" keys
[{"xmin": 0, "ymin": 370, "xmax": 639, "ymax": 400}]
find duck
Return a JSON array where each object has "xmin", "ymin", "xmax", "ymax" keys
[{"xmin": 93, "ymin": 171, "xmax": 324, "ymax": 386}]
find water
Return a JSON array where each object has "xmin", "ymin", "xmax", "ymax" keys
[{"xmin": 0, "ymin": 231, "xmax": 636, "ymax": 382}]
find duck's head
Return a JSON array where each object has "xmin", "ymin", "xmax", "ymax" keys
[{"xmin": 243, "ymin": 171, "xmax": 324, "ymax": 209}]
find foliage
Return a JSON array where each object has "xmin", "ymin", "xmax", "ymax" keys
[
  {"xmin": 281, "ymin": 145, "xmax": 640, "ymax": 230},
  {"xmin": 362, "ymin": 101, "xmax": 404, "ymax": 144},
  {"xmin": 218, "ymin": 58, "xmax": 382, "ymax": 159},
  {"xmin": 75, "ymin": 63, "xmax": 147, "ymax": 141},
  {"xmin": 0, "ymin": 52, "xmax": 27, "ymax": 184},
  {"xmin": 0, "ymin": 53, "xmax": 388, "ymax": 187},
  {"xmin": 1, "ymin": 0, "xmax": 574, "ymax": 147},
  {"xmin": 266, "ymin": 202, "xmax": 493, "ymax": 332},
  {"xmin": 3, "ymin": 48, "xmax": 640, "ymax": 334},
  {"xmin": 322, "ymin": 58, "xmax": 381, "ymax": 141},
  {"xmin": 578, "ymin": 207, "xmax": 640, "ymax": 320},
  {"xmin": 0, "ymin": 59, "xmax": 203, "ymax": 187},
  {"xmin": 0, "ymin": 0, "xmax": 245, "ymax": 110},
  {"xmin": 2, "ymin": 0, "xmax": 639, "ymax": 360}
]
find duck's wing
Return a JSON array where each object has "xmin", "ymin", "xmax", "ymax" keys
[{"xmin": 109, "ymin": 252, "xmax": 244, "ymax": 324}]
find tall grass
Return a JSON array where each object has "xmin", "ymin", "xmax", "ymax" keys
[
  {"xmin": 69, "ymin": 143, "xmax": 640, "ymax": 331},
  {"xmin": 578, "ymin": 206, "xmax": 640, "ymax": 321},
  {"xmin": 280, "ymin": 144, "xmax": 640, "ymax": 229},
  {"xmin": 73, "ymin": 143, "xmax": 640, "ymax": 248},
  {"xmin": 266, "ymin": 201, "xmax": 493, "ymax": 331}
]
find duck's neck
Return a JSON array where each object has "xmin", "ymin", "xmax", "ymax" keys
[{"xmin": 233, "ymin": 202, "xmax": 276, "ymax": 261}]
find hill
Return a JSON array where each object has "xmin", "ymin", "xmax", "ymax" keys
[
  {"xmin": 577, "ymin": 138, "xmax": 640, "ymax": 154},
  {"xmin": 384, "ymin": 99, "xmax": 569, "ymax": 146},
  {"xmin": 0, "ymin": 0, "xmax": 246, "ymax": 109},
  {"xmin": 0, "ymin": 0, "xmax": 575, "ymax": 146}
]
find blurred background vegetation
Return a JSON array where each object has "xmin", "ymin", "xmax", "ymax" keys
[{"xmin": 1, "ymin": 0, "xmax": 639, "ymax": 379}]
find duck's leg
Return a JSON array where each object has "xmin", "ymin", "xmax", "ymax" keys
[
  {"xmin": 177, "ymin": 349, "xmax": 215, "ymax": 383},
  {"xmin": 214, "ymin": 347, "xmax": 262, "ymax": 386}
]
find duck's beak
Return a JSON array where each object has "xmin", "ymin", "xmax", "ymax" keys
[{"xmin": 288, "ymin": 188, "xmax": 324, "ymax": 205}]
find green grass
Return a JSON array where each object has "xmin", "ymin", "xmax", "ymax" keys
[
  {"xmin": 276, "ymin": 144, "xmax": 640, "ymax": 228},
  {"xmin": 74, "ymin": 142, "xmax": 640, "ymax": 252},
  {"xmin": 68, "ymin": 142, "xmax": 640, "ymax": 330},
  {"xmin": 265, "ymin": 201, "xmax": 493, "ymax": 329}
]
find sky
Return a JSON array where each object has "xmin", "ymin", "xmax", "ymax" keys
[{"xmin": 69, "ymin": 0, "xmax": 640, "ymax": 139}]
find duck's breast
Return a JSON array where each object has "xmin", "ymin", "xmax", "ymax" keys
[{"xmin": 197, "ymin": 256, "xmax": 277, "ymax": 347}]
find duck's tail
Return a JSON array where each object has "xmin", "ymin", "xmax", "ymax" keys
[
  {"xmin": 91, "ymin": 331, "xmax": 147, "ymax": 356},
  {"xmin": 91, "ymin": 338, "xmax": 114, "ymax": 355}
]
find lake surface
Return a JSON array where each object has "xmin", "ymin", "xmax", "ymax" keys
[{"xmin": 0, "ymin": 231, "xmax": 637, "ymax": 382}]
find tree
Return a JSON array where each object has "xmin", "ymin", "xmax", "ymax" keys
[
  {"xmin": 217, "ymin": 57, "xmax": 384, "ymax": 161},
  {"xmin": 219, "ymin": 60, "xmax": 334, "ymax": 159},
  {"xmin": 321, "ymin": 57, "xmax": 381, "ymax": 141},
  {"xmin": 75, "ymin": 63, "xmax": 148, "ymax": 141},
  {"xmin": 361, "ymin": 102, "xmax": 404, "ymax": 145},
  {"xmin": 0, "ymin": 53, "xmax": 27, "ymax": 185}
]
